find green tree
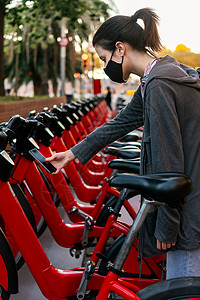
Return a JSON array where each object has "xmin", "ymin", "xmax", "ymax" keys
[
  {"xmin": 0, "ymin": 0, "xmax": 12, "ymax": 96},
  {"xmin": 4, "ymin": 0, "xmax": 115, "ymax": 96}
]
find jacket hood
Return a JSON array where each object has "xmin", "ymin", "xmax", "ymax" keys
[{"xmin": 147, "ymin": 55, "xmax": 200, "ymax": 90}]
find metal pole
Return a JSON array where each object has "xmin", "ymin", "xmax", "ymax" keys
[
  {"xmin": 60, "ymin": 18, "xmax": 67, "ymax": 96},
  {"xmin": 113, "ymin": 199, "xmax": 153, "ymax": 271}
]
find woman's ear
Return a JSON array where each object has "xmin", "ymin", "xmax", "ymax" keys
[{"xmin": 115, "ymin": 41, "xmax": 126, "ymax": 57}]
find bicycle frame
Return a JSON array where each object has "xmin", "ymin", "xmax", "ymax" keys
[
  {"xmin": 0, "ymin": 181, "xmax": 159, "ymax": 299},
  {"xmin": 39, "ymin": 143, "xmax": 124, "ymax": 221},
  {"xmin": 50, "ymin": 135, "xmax": 115, "ymax": 202},
  {"xmin": 10, "ymin": 153, "xmax": 123, "ymax": 247},
  {"xmin": 0, "ymin": 130, "xmax": 168, "ymax": 299},
  {"xmin": 95, "ymin": 183, "xmax": 191, "ymax": 300},
  {"xmin": 39, "ymin": 140, "xmax": 138, "ymax": 221},
  {"xmin": 12, "ymin": 148, "xmax": 164, "ymax": 281}
]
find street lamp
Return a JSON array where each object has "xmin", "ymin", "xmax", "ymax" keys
[
  {"xmin": 81, "ymin": 53, "xmax": 89, "ymax": 96},
  {"xmin": 81, "ymin": 53, "xmax": 89, "ymax": 71}
]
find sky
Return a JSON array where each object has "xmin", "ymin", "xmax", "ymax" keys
[{"xmin": 111, "ymin": 0, "xmax": 200, "ymax": 53}]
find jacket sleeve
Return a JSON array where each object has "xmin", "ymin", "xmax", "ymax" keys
[
  {"xmin": 71, "ymin": 87, "xmax": 144, "ymax": 165},
  {"xmin": 145, "ymin": 79, "xmax": 184, "ymax": 243}
]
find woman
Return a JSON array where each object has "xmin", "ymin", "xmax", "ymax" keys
[
  {"xmin": 105, "ymin": 86, "xmax": 112, "ymax": 111},
  {"xmin": 46, "ymin": 8, "xmax": 200, "ymax": 279}
]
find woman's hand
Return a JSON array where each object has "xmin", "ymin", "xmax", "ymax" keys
[
  {"xmin": 45, "ymin": 150, "xmax": 76, "ymax": 174},
  {"xmin": 157, "ymin": 239, "xmax": 176, "ymax": 251}
]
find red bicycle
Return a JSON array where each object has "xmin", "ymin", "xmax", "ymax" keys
[
  {"xmin": 3, "ymin": 117, "xmax": 167, "ymax": 294},
  {"xmin": 0, "ymin": 143, "xmax": 195, "ymax": 299}
]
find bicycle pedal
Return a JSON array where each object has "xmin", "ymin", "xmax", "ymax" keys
[
  {"xmin": 68, "ymin": 206, "xmax": 78, "ymax": 215},
  {"xmin": 77, "ymin": 260, "xmax": 96, "ymax": 299}
]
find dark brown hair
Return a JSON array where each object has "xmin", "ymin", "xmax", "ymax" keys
[{"xmin": 92, "ymin": 8, "xmax": 163, "ymax": 54}]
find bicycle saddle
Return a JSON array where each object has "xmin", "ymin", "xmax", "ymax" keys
[
  {"xmin": 109, "ymin": 173, "xmax": 193, "ymax": 204},
  {"xmin": 119, "ymin": 133, "xmax": 140, "ymax": 142},
  {"xmin": 107, "ymin": 158, "xmax": 140, "ymax": 174},
  {"xmin": 109, "ymin": 141, "xmax": 141, "ymax": 149},
  {"xmin": 104, "ymin": 147, "xmax": 141, "ymax": 160}
]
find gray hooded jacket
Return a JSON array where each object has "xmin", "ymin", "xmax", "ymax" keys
[{"xmin": 72, "ymin": 55, "xmax": 200, "ymax": 251}]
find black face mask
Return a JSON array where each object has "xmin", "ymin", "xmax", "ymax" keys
[{"xmin": 103, "ymin": 49, "xmax": 126, "ymax": 83}]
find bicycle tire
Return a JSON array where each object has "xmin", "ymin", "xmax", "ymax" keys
[
  {"xmin": 136, "ymin": 276, "xmax": 200, "ymax": 299},
  {"xmin": 37, "ymin": 165, "xmax": 60, "ymax": 207},
  {"xmin": 11, "ymin": 184, "xmax": 37, "ymax": 233},
  {"xmin": 21, "ymin": 181, "xmax": 47, "ymax": 238},
  {"xmin": 1, "ymin": 288, "xmax": 10, "ymax": 300},
  {"xmin": 0, "ymin": 229, "xmax": 18, "ymax": 297}
]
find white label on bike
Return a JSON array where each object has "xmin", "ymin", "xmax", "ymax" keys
[
  {"xmin": 73, "ymin": 113, "xmax": 79, "ymax": 120},
  {"xmin": 67, "ymin": 117, "xmax": 73, "ymax": 124}
]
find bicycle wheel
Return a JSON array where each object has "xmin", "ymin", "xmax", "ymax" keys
[
  {"xmin": 136, "ymin": 276, "xmax": 200, "ymax": 299},
  {"xmin": 70, "ymin": 278, "xmax": 200, "ymax": 299},
  {"xmin": 0, "ymin": 229, "xmax": 18, "ymax": 298},
  {"xmin": 1, "ymin": 288, "xmax": 10, "ymax": 300}
]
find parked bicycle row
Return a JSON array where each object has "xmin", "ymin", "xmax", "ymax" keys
[{"xmin": 0, "ymin": 95, "xmax": 198, "ymax": 300}]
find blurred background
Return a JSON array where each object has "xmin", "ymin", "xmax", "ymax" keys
[{"xmin": 0, "ymin": 0, "xmax": 199, "ymax": 101}]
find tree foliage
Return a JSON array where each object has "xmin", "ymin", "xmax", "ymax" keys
[
  {"xmin": 0, "ymin": 0, "xmax": 13, "ymax": 95},
  {"xmin": 161, "ymin": 44, "xmax": 200, "ymax": 69},
  {"xmin": 174, "ymin": 44, "xmax": 190, "ymax": 53},
  {"xmin": 3, "ymin": 0, "xmax": 115, "ymax": 95}
]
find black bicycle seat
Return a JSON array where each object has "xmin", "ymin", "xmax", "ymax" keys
[
  {"xmin": 109, "ymin": 141, "xmax": 141, "ymax": 149},
  {"xmin": 104, "ymin": 147, "xmax": 141, "ymax": 160},
  {"xmin": 108, "ymin": 173, "xmax": 193, "ymax": 204},
  {"xmin": 119, "ymin": 133, "xmax": 140, "ymax": 142},
  {"xmin": 107, "ymin": 159, "xmax": 140, "ymax": 174}
]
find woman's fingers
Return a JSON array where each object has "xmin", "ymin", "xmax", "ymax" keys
[
  {"xmin": 157, "ymin": 240, "xmax": 162, "ymax": 250},
  {"xmin": 45, "ymin": 150, "xmax": 76, "ymax": 173},
  {"xmin": 45, "ymin": 155, "xmax": 55, "ymax": 162},
  {"xmin": 157, "ymin": 239, "xmax": 176, "ymax": 250}
]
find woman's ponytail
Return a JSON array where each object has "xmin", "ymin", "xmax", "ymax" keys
[
  {"xmin": 93, "ymin": 7, "xmax": 163, "ymax": 54},
  {"xmin": 131, "ymin": 8, "xmax": 163, "ymax": 52}
]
